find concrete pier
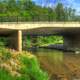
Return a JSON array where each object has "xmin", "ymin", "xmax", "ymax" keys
[
  {"xmin": 17, "ymin": 30, "xmax": 22, "ymax": 51},
  {"xmin": 64, "ymin": 34, "xmax": 80, "ymax": 51}
]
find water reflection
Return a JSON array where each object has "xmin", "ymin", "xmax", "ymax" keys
[
  {"xmin": 30, "ymin": 48, "xmax": 80, "ymax": 80},
  {"xmin": 31, "ymin": 49, "xmax": 63, "ymax": 65}
]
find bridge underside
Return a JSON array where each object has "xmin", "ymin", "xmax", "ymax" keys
[
  {"xmin": 22, "ymin": 27, "xmax": 80, "ymax": 36},
  {"xmin": 0, "ymin": 27, "xmax": 80, "ymax": 51}
]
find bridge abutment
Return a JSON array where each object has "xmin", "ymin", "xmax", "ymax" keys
[{"xmin": 63, "ymin": 34, "xmax": 80, "ymax": 51}]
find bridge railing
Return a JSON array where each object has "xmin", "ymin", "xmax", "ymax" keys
[
  {"xmin": 0, "ymin": 16, "xmax": 79, "ymax": 23},
  {"xmin": 0, "ymin": 16, "xmax": 55, "ymax": 22}
]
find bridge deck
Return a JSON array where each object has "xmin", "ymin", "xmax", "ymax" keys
[
  {"xmin": 0, "ymin": 22, "xmax": 80, "ymax": 36},
  {"xmin": 0, "ymin": 22, "xmax": 80, "ymax": 30}
]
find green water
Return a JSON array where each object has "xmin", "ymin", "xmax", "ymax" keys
[{"xmin": 30, "ymin": 49, "xmax": 80, "ymax": 80}]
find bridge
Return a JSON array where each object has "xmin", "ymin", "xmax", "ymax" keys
[{"xmin": 0, "ymin": 22, "xmax": 80, "ymax": 51}]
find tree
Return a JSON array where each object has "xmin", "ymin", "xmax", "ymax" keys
[
  {"xmin": 0, "ymin": 0, "xmax": 7, "ymax": 14},
  {"xmin": 55, "ymin": 3, "xmax": 66, "ymax": 21},
  {"xmin": 67, "ymin": 8, "xmax": 76, "ymax": 21},
  {"xmin": 0, "ymin": 0, "xmax": 77, "ymax": 21}
]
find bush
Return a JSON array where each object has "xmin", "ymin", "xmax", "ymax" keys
[
  {"xmin": 0, "ymin": 48, "xmax": 49, "ymax": 80},
  {"xmin": 19, "ymin": 54, "xmax": 49, "ymax": 80},
  {"xmin": 0, "ymin": 48, "xmax": 11, "ymax": 61}
]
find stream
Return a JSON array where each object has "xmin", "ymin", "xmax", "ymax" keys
[{"xmin": 29, "ymin": 48, "xmax": 80, "ymax": 80}]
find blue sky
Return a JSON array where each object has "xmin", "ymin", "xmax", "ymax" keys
[{"xmin": 32, "ymin": 0, "xmax": 80, "ymax": 15}]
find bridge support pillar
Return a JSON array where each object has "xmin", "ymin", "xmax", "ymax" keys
[
  {"xmin": 17, "ymin": 30, "xmax": 22, "ymax": 52},
  {"xmin": 63, "ymin": 34, "xmax": 80, "ymax": 51}
]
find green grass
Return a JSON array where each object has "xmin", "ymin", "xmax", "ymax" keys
[
  {"xmin": 0, "ymin": 48, "xmax": 49, "ymax": 80},
  {"xmin": 0, "ymin": 68, "xmax": 14, "ymax": 80},
  {"xmin": 19, "ymin": 54, "xmax": 49, "ymax": 80},
  {"xmin": 0, "ymin": 68, "xmax": 31, "ymax": 80}
]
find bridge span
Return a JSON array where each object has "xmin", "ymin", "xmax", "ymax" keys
[{"xmin": 0, "ymin": 22, "xmax": 80, "ymax": 51}]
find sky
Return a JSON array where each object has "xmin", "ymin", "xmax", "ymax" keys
[{"xmin": 32, "ymin": 0, "xmax": 80, "ymax": 15}]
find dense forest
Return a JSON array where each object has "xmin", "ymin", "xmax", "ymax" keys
[{"xmin": 0, "ymin": 0, "xmax": 79, "ymax": 21}]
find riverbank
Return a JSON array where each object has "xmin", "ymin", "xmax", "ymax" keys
[
  {"xmin": 30, "ymin": 44, "xmax": 75, "ymax": 52},
  {"xmin": 0, "ymin": 47, "xmax": 48, "ymax": 80},
  {"xmin": 39, "ymin": 44, "xmax": 64, "ymax": 50}
]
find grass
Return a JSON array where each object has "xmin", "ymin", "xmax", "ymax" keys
[
  {"xmin": 0, "ymin": 47, "xmax": 49, "ymax": 80},
  {"xmin": 0, "ymin": 68, "xmax": 14, "ymax": 80}
]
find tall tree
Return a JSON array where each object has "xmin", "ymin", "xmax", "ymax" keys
[{"xmin": 55, "ymin": 3, "xmax": 66, "ymax": 21}]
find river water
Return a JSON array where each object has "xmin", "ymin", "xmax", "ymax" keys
[{"xmin": 30, "ymin": 48, "xmax": 80, "ymax": 80}]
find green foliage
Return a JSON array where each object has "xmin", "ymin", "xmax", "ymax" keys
[
  {"xmin": 0, "ymin": 37, "xmax": 8, "ymax": 47},
  {"xmin": 19, "ymin": 54, "xmax": 49, "ymax": 80},
  {"xmin": 0, "ymin": 68, "xmax": 14, "ymax": 80},
  {"xmin": 0, "ymin": 37, "xmax": 11, "ymax": 61},
  {"xmin": 15, "ymin": 75, "xmax": 30, "ymax": 80},
  {"xmin": 55, "ymin": 3, "xmax": 66, "ymax": 21},
  {"xmin": 0, "ymin": 48, "xmax": 49, "ymax": 80},
  {"xmin": 0, "ymin": 47, "xmax": 11, "ymax": 61},
  {"xmin": 23, "ymin": 35, "xmax": 31, "ymax": 49},
  {"xmin": 37, "ymin": 36, "xmax": 63, "ymax": 46},
  {"xmin": 0, "ymin": 0, "xmax": 77, "ymax": 21},
  {"xmin": 23, "ymin": 35, "xmax": 63, "ymax": 48},
  {"xmin": 0, "ymin": 67, "xmax": 31, "ymax": 80}
]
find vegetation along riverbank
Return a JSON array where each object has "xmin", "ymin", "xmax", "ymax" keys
[{"xmin": 0, "ymin": 47, "xmax": 49, "ymax": 80}]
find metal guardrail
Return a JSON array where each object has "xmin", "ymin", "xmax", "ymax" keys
[
  {"xmin": 0, "ymin": 16, "xmax": 80, "ymax": 22},
  {"xmin": 0, "ymin": 16, "xmax": 54, "ymax": 22}
]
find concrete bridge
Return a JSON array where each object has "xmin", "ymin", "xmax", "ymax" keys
[{"xmin": 0, "ymin": 22, "xmax": 80, "ymax": 51}]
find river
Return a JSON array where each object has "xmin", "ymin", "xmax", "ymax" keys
[{"xmin": 30, "ymin": 48, "xmax": 80, "ymax": 80}]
